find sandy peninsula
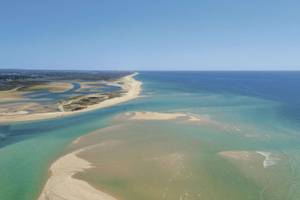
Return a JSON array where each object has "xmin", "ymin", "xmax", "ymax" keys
[{"xmin": 0, "ymin": 73, "xmax": 142, "ymax": 124}]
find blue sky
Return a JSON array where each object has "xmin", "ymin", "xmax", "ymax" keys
[{"xmin": 0, "ymin": 0, "xmax": 299, "ymax": 70}]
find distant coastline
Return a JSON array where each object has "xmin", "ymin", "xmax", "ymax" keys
[{"xmin": 0, "ymin": 73, "xmax": 142, "ymax": 124}]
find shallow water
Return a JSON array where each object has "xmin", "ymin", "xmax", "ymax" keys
[
  {"xmin": 1, "ymin": 72, "xmax": 300, "ymax": 200},
  {"xmin": 74, "ymin": 120, "xmax": 261, "ymax": 200}
]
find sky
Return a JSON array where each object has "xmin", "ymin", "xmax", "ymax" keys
[{"xmin": 0, "ymin": 0, "xmax": 300, "ymax": 71}]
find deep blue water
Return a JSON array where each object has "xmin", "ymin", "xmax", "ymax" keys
[{"xmin": 141, "ymin": 71, "xmax": 300, "ymax": 124}]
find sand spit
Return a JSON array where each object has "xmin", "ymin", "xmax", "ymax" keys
[
  {"xmin": 0, "ymin": 73, "xmax": 142, "ymax": 124},
  {"xmin": 38, "ymin": 149, "xmax": 117, "ymax": 200}
]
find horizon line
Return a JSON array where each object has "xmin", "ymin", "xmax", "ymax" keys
[{"xmin": 1, "ymin": 68, "xmax": 300, "ymax": 72}]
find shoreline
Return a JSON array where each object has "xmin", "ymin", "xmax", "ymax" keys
[
  {"xmin": 0, "ymin": 73, "xmax": 142, "ymax": 124},
  {"xmin": 38, "ymin": 148, "xmax": 117, "ymax": 200}
]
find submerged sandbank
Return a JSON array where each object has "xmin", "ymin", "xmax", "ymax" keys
[{"xmin": 0, "ymin": 73, "xmax": 142, "ymax": 123}]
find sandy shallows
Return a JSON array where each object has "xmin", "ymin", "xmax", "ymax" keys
[
  {"xmin": 43, "ymin": 117, "xmax": 263, "ymax": 200},
  {"xmin": 218, "ymin": 150, "xmax": 290, "ymax": 200},
  {"xmin": 39, "ymin": 110, "xmax": 288, "ymax": 200}
]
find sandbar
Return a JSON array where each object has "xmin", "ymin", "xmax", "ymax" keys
[
  {"xmin": 120, "ymin": 111, "xmax": 207, "ymax": 121},
  {"xmin": 117, "ymin": 111, "xmax": 230, "ymax": 129},
  {"xmin": 123, "ymin": 111, "xmax": 187, "ymax": 120}
]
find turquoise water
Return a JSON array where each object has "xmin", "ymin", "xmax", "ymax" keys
[{"xmin": 1, "ymin": 72, "xmax": 300, "ymax": 199}]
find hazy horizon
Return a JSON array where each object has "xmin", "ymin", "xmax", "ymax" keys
[{"xmin": 1, "ymin": 67, "xmax": 300, "ymax": 72}]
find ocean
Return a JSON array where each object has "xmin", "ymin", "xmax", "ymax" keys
[{"xmin": 0, "ymin": 71, "xmax": 300, "ymax": 200}]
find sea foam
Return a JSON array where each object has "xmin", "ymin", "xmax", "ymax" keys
[{"xmin": 256, "ymin": 151, "xmax": 279, "ymax": 168}]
